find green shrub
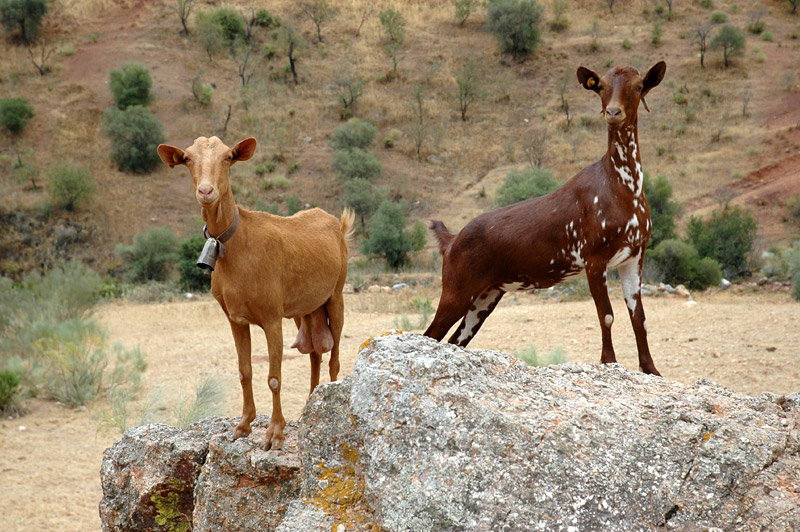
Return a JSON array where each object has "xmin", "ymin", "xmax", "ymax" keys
[
  {"xmin": 699, "ymin": 0, "xmax": 713, "ymax": 7},
  {"xmin": 177, "ymin": 234, "xmax": 211, "ymax": 292},
  {"xmin": 710, "ymin": 10, "xmax": 727, "ymax": 23},
  {"xmin": 650, "ymin": 239, "xmax": 722, "ymax": 290},
  {"xmin": 48, "ymin": 162, "xmax": 95, "ymax": 212},
  {"xmin": 172, "ymin": 375, "xmax": 228, "ymax": 428},
  {"xmin": 100, "ymin": 105, "xmax": 165, "ymax": 173},
  {"xmin": 197, "ymin": 10, "xmax": 226, "ymax": 58},
  {"xmin": 747, "ymin": 20, "xmax": 765, "ymax": 34},
  {"xmin": 330, "ymin": 118, "xmax": 377, "ymax": 150},
  {"xmin": 789, "ymin": 247, "xmax": 800, "ymax": 302},
  {"xmin": 287, "ymin": 160, "xmax": 300, "ymax": 174},
  {"xmin": 515, "ymin": 344, "xmax": 568, "ymax": 366},
  {"xmin": 285, "ymin": 194, "xmax": 303, "ymax": 215},
  {"xmin": 331, "ymin": 147, "xmax": 383, "ymax": 181},
  {"xmin": 254, "ymin": 161, "xmax": 277, "ymax": 175},
  {"xmin": 760, "ymin": 31, "xmax": 773, "ymax": 42},
  {"xmin": 686, "ymin": 207, "xmax": 757, "ymax": 278},
  {"xmin": 253, "ymin": 8, "xmax": 278, "ymax": 28},
  {"xmin": 263, "ymin": 174, "xmax": 290, "ymax": 190},
  {"xmin": 109, "ymin": 63, "xmax": 153, "ymax": 109},
  {"xmin": 211, "ymin": 7, "xmax": 245, "ymax": 42},
  {"xmin": 114, "ymin": 227, "xmax": 179, "ymax": 283},
  {"xmin": 712, "ymin": 24, "xmax": 746, "ymax": 68},
  {"xmin": 362, "ymin": 200, "xmax": 425, "ymax": 269},
  {"xmin": 487, "ymin": 0, "xmax": 544, "ymax": 58},
  {"xmin": 621, "ymin": 38, "xmax": 632, "ymax": 50},
  {"xmin": 0, "ymin": 97, "xmax": 34, "ymax": 134},
  {"xmin": 383, "ymin": 129, "xmax": 402, "ymax": 148},
  {"xmin": 343, "ymin": 178, "xmax": 386, "ymax": 229},
  {"xmin": 495, "ymin": 166, "xmax": 560, "ymax": 207},
  {"xmin": 643, "ymin": 173, "xmax": 680, "ymax": 248},
  {"xmin": 192, "ymin": 79, "xmax": 213, "ymax": 106},
  {"xmin": 38, "ymin": 337, "xmax": 107, "ymax": 408},
  {"xmin": 0, "ymin": 369, "xmax": 22, "ymax": 412},
  {"xmin": 0, "ymin": 0, "xmax": 48, "ymax": 43}
]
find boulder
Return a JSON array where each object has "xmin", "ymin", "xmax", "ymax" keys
[{"xmin": 100, "ymin": 334, "xmax": 800, "ymax": 532}]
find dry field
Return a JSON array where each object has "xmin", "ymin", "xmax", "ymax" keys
[{"xmin": 1, "ymin": 288, "xmax": 799, "ymax": 532}]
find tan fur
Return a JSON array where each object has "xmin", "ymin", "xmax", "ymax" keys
[{"xmin": 157, "ymin": 136, "xmax": 352, "ymax": 450}]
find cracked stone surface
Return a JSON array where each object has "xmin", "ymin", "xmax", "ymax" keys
[{"xmin": 100, "ymin": 333, "xmax": 800, "ymax": 531}]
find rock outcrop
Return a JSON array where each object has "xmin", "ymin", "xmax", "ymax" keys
[{"xmin": 100, "ymin": 333, "xmax": 800, "ymax": 531}]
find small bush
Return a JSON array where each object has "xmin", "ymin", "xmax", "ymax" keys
[
  {"xmin": 100, "ymin": 105, "xmax": 165, "ymax": 173},
  {"xmin": 254, "ymin": 161, "xmax": 277, "ymax": 175},
  {"xmin": 621, "ymin": 38, "xmax": 632, "ymax": 50},
  {"xmin": 699, "ymin": 0, "xmax": 713, "ymax": 7},
  {"xmin": 264, "ymin": 174, "xmax": 290, "ymax": 190},
  {"xmin": 686, "ymin": 207, "xmax": 757, "ymax": 279},
  {"xmin": 452, "ymin": 0, "xmax": 480, "ymax": 25},
  {"xmin": 0, "ymin": 0, "xmax": 48, "ymax": 43},
  {"xmin": 38, "ymin": 336, "xmax": 107, "ymax": 408},
  {"xmin": 331, "ymin": 147, "xmax": 383, "ymax": 181},
  {"xmin": 172, "ymin": 375, "xmax": 228, "ymax": 428},
  {"xmin": 177, "ymin": 234, "xmax": 211, "ymax": 292},
  {"xmin": 192, "ymin": 79, "xmax": 213, "ymax": 106},
  {"xmin": 0, "ymin": 369, "xmax": 22, "ymax": 412},
  {"xmin": 287, "ymin": 160, "xmax": 300, "ymax": 174},
  {"xmin": 284, "ymin": 194, "xmax": 303, "ymax": 216},
  {"xmin": 383, "ymin": 129, "xmax": 402, "ymax": 148},
  {"xmin": 760, "ymin": 31, "xmax": 773, "ymax": 42},
  {"xmin": 211, "ymin": 7, "xmax": 245, "ymax": 42},
  {"xmin": 0, "ymin": 97, "xmax": 34, "ymax": 134},
  {"xmin": 515, "ymin": 344, "xmax": 568, "ymax": 367},
  {"xmin": 48, "ymin": 163, "xmax": 95, "ymax": 212},
  {"xmin": 253, "ymin": 8, "xmax": 278, "ymax": 28},
  {"xmin": 115, "ymin": 227, "xmax": 179, "ymax": 283},
  {"xmin": 330, "ymin": 118, "xmax": 377, "ymax": 151},
  {"xmin": 362, "ymin": 200, "xmax": 425, "ymax": 270},
  {"xmin": 650, "ymin": 239, "xmax": 722, "ymax": 290},
  {"xmin": 109, "ymin": 63, "xmax": 153, "ymax": 109},
  {"xmin": 747, "ymin": 20, "xmax": 765, "ymax": 34},
  {"xmin": 487, "ymin": 0, "xmax": 544, "ymax": 59},
  {"xmin": 643, "ymin": 173, "xmax": 680, "ymax": 248},
  {"xmin": 343, "ymin": 178, "xmax": 386, "ymax": 229},
  {"xmin": 495, "ymin": 166, "xmax": 560, "ymax": 207},
  {"xmin": 710, "ymin": 11, "xmax": 727, "ymax": 23},
  {"xmin": 672, "ymin": 92, "xmax": 688, "ymax": 105}
]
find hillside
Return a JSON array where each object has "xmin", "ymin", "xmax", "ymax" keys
[{"xmin": 1, "ymin": 0, "xmax": 800, "ymax": 278}]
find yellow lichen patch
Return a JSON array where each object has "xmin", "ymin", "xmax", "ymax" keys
[
  {"xmin": 359, "ymin": 330, "xmax": 404, "ymax": 351},
  {"xmin": 703, "ymin": 432, "xmax": 714, "ymax": 442},
  {"xmin": 305, "ymin": 462, "xmax": 384, "ymax": 532},
  {"xmin": 340, "ymin": 442, "xmax": 360, "ymax": 464}
]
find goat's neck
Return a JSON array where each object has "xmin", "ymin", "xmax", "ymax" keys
[
  {"xmin": 202, "ymin": 192, "xmax": 238, "ymax": 238},
  {"xmin": 605, "ymin": 123, "xmax": 644, "ymax": 197}
]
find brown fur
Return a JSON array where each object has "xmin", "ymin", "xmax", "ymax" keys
[
  {"xmin": 424, "ymin": 63, "xmax": 667, "ymax": 376},
  {"xmin": 157, "ymin": 136, "xmax": 354, "ymax": 450}
]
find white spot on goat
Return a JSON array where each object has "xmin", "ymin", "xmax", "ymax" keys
[
  {"xmin": 604, "ymin": 314, "xmax": 614, "ymax": 328},
  {"xmin": 269, "ymin": 378, "xmax": 279, "ymax": 390},
  {"xmin": 618, "ymin": 253, "xmax": 642, "ymax": 312}
]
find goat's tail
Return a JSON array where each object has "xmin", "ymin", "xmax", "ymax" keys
[
  {"xmin": 340, "ymin": 208, "xmax": 356, "ymax": 249},
  {"xmin": 428, "ymin": 220, "xmax": 455, "ymax": 254}
]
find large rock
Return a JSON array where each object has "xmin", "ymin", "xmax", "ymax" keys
[{"xmin": 100, "ymin": 334, "xmax": 800, "ymax": 531}]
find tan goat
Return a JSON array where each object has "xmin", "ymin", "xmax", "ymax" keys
[{"xmin": 157, "ymin": 136, "xmax": 354, "ymax": 450}]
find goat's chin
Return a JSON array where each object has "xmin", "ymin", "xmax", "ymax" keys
[{"xmin": 196, "ymin": 195, "xmax": 219, "ymax": 207}]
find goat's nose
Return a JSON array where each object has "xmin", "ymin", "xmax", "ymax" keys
[
  {"xmin": 606, "ymin": 106, "xmax": 623, "ymax": 119},
  {"xmin": 197, "ymin": 184, "xmax": 213, "ymax": 197}
]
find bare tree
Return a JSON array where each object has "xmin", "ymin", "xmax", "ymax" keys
[
  {"xmin": 174, "ymin": 0, "xmax": 195, "ymax": 36},
  {"xmin": 693, "ymin": 25, "xmax": 712, "ymax": 68},
  {"xmin": 662, "ymin": 0, "xmax": 675, "ymax": 15},
  {"xmin": 740, "ymin": 85, "xmax": 752, "ymax": 117},
  {"xmin": 556, "ymin": 71, "xmax": 572, "ymax": 130},
  {"xmin": 299, "ymin": 0, "xmax": 335, "ymax": 43},
  {"xmin": 522, "ymin": 126, "xmax": 548, "ymax": 168},
  {"xmin": 354, "ymin": 2, "xmax": 374, "ymax": 37},
  {"xmin": 604, "ymin": 0, "xmax": 616, "ymax": 13},
  {"xmin": 409, "ymin": 84, "xmax": 430, "ymax": 160},
  {"xmin": 27, "ymin": 38, "xmax": 55, "ymax": 76},
  {"xmin": 455, "ymin": 60, "xmax": 481, "ymax": 121}
]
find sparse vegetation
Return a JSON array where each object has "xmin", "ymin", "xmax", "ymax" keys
[
  {"xmin": 650, "ymin": 239, "xmax": 722, "ymax": 289},
  {"xmin": 379, "ymin": 8, "xmax": 405, "ymax": 78},
  {"xmin": 48, "ymin": 162, "xmax": 95, "ymax": 212},
  {"xmin": 515, "ymin": 344, "xmax": 568, "ymax": 367},
  {"xmin": 177, "ymin": 234, "xmax": 211, "ymax": 292},
  {"xmin": 643, "ymin": 172, "xmax": 680, "ymax": 248},
  {"xmin": 452, "ymin": 0, "xmax": 480, "ymax": 26},
  {"xmin": 712, "ymin": 24, "xmax": 745, "ymax": 68},
  {"xmin": 455, "ymin": 60, "xmax": 481, "ymax": 122},
  {"xmin": 362, "ymin": 200, "xmax": 426, "ymax": 269},
  {"xmin": 330, "ymin": 118, "xmax": 377, "ymax": 151}
]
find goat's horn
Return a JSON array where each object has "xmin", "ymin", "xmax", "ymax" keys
[{"xmin": 642, "ymin": 97, "xmax": 651, "ymax": 112}]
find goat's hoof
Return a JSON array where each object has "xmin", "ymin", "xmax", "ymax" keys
[
  {"xmin": 264, "ymin": 426, "xmax": 285, "ymax": 451},
  {"xmin": 232, "ymin": 426, "xmax": 251, "ymax": 440}
]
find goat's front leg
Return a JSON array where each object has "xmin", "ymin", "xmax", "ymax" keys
[
  {"xmin": 586, "ymin": 266, "xmax": 617, "ymax": 364},
  {"xmin": 618, "ymin": 255, "xmax": 661, "ymax": 376},
  {"xmin": 263, "ymin": 319, "xmax": 286, "ymax": 450},
  {"xmin": 229, "ymin": 320, "xmax": 256, "ymax": 440}
]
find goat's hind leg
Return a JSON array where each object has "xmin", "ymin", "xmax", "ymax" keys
[
  {"xmin": 447, "ymin": 288, "xmax": 504, "ymax": 347},
  {"xmin": 326, "ymin": 293, "xmax": 344, "ymax": 383},
  {"xmin": 229, "ymin": 320, "xmax": 256, "ymax": 440}
]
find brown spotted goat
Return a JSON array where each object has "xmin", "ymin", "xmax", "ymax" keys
[
  {"xmin": 157, "ymin": 137, "xmax": 354, "ymax": 450},
  {"xmin": 424, "ymin": 62, "xmax": 666, "ymax": 376}
]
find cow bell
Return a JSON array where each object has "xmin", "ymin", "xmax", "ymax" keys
[{"xmin": 197, "ymin": 237, "xmax": 223, "ymax": 275}]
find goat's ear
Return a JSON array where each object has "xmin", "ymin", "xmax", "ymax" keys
[
  {"xmin": 157, "ymin": 144, "xmax": 187, "ymax": 168},
  {"xmin": 642, "ymin": 61, "xmax": 666, "ymax": 96},
  {"xmin": 577, "ymin": 67, "xmax": 601, "ymax": 93},
  {"xmin": 230, "ymin": 137, "xmax": 257, "ymax": 164}
]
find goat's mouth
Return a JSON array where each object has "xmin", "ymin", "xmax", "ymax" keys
[{"xmin": 196, "ymin": 192, "xmax": 219, "ymax": 206}]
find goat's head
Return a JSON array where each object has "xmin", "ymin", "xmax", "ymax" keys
[
  {"xmin": 157, "ymin": 136, "xmax": 257, "ymax": 207},
  {"xmin": 577, "ymin": 61, "xmax": 666, "ymax": 130}
]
